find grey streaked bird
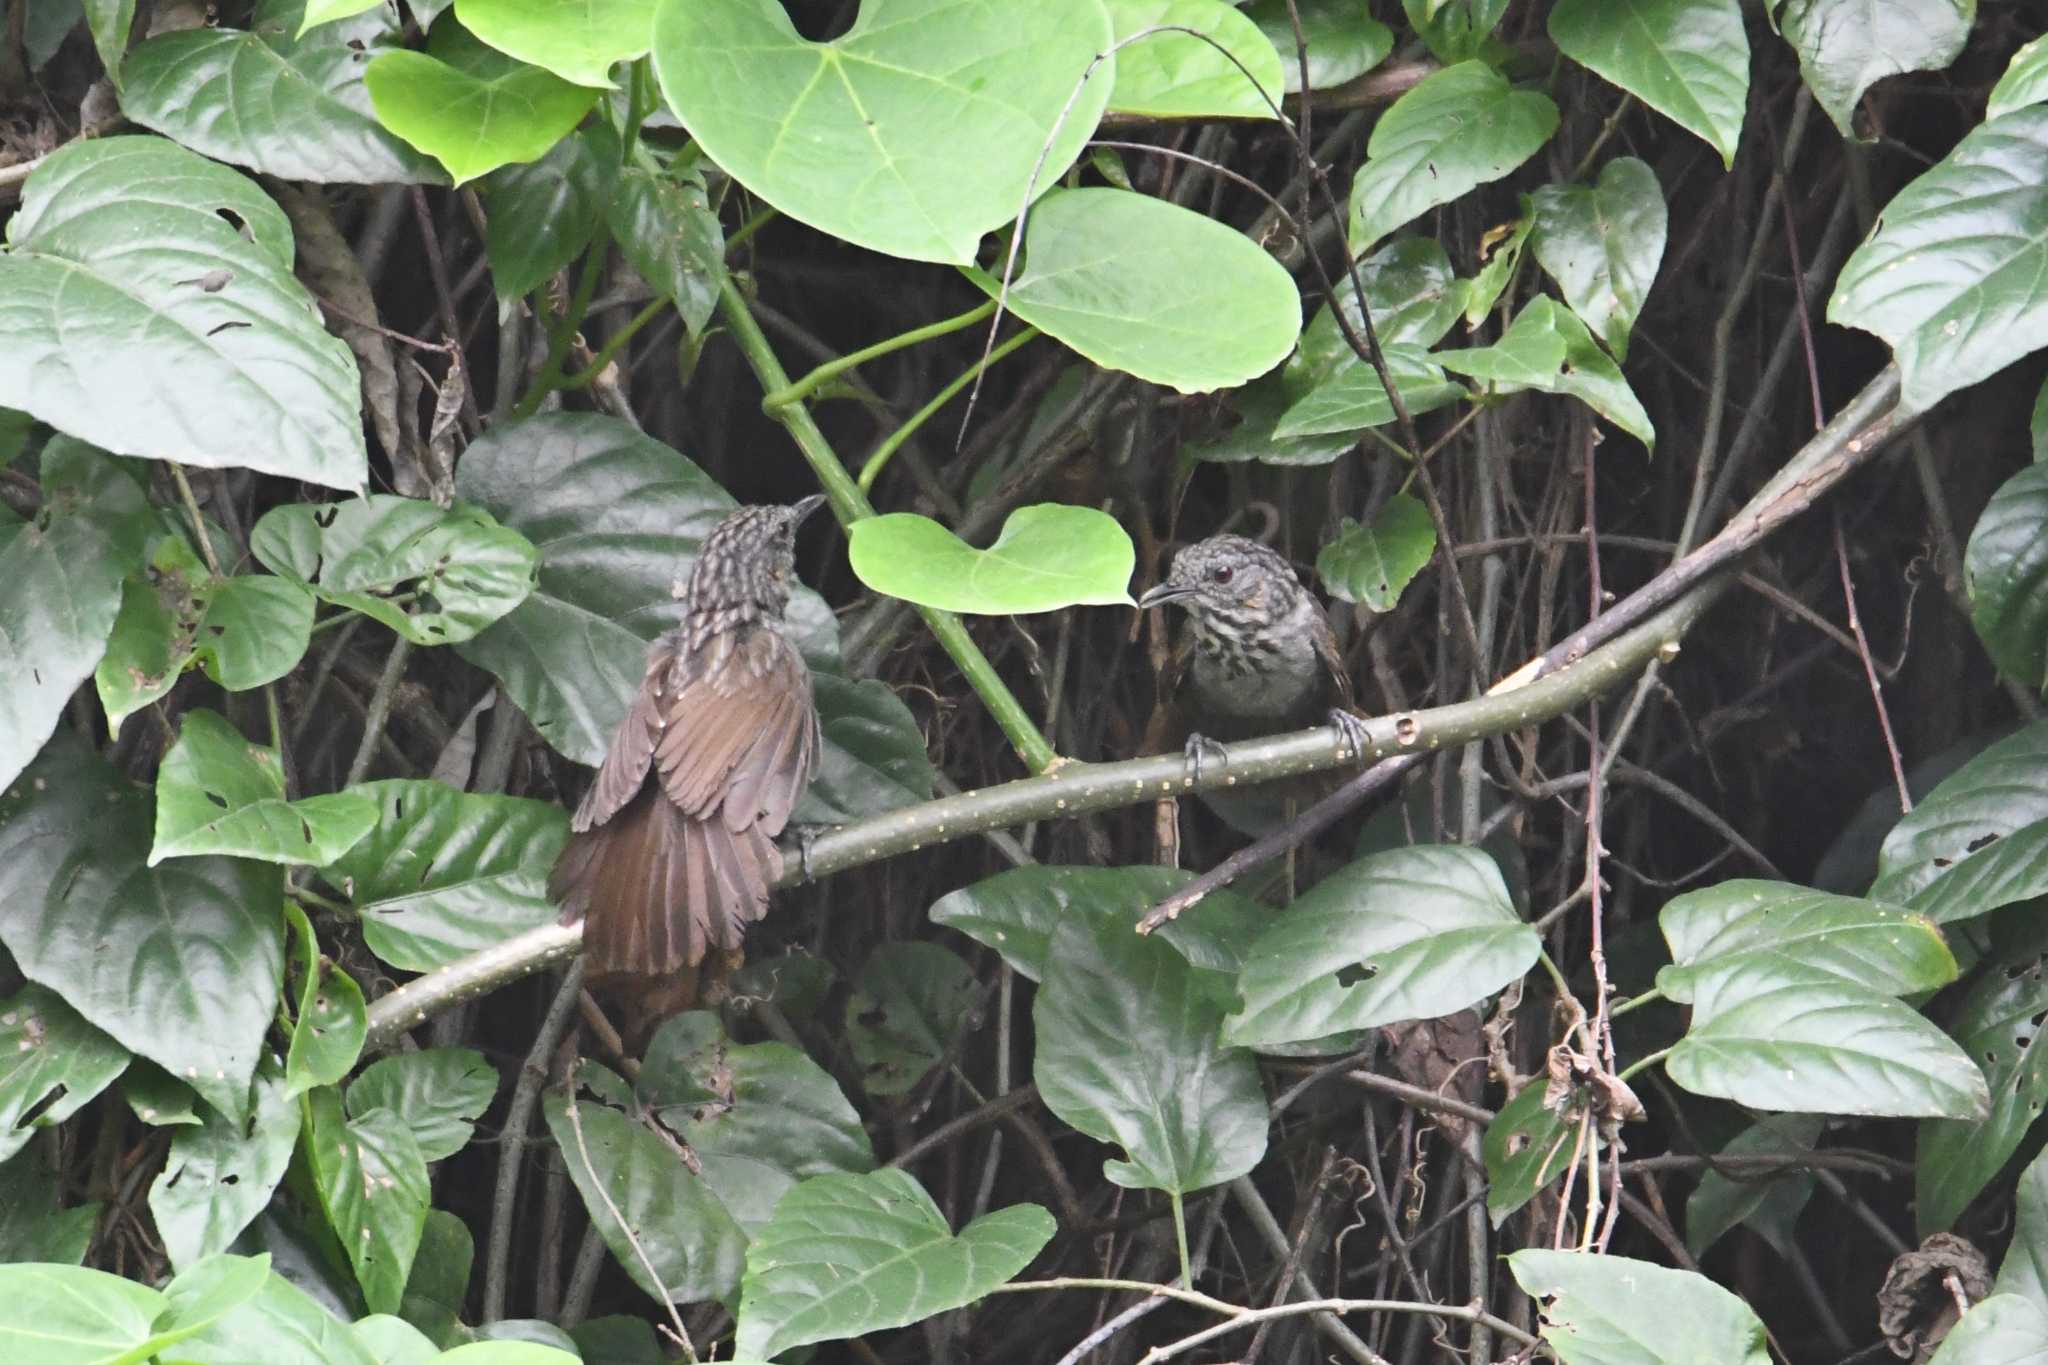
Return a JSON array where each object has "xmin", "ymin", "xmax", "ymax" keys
[
  {"xmin": 549, "ymin": 495, "xmax": 827, "ymax": 977},
  {"xmin": 1138, "ymin": 533, "xmax": 1369, "ymax": 833}
]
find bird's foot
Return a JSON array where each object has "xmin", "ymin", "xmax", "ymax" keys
[
  {"xmin": 1329, "ymin": 709, "xmax": 1372, "ymax": 763},
  {"xmin": 791, "ymin": 824, "xmax": 829, "ymax": 881},
  {"xmin": 1182, "ymin": 732, "xmax": 1229, "ymax": 784}
]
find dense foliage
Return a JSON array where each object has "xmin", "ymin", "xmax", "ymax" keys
[{"xmin": 2, "ymin": 0, "xmax": 2048, "ymax": 1362}]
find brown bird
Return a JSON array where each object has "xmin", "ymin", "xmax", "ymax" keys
[
  {"xmin": 550, "ymin": 495, "xmax": 826, "ymax": 977},
  {"xmin": 1138, "ymin": 534, "xmax": 1369, "ymax": 835}
]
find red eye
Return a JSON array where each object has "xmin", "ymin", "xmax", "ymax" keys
[{"xmin": 1211, "ymin": 565, "xmax": 1233, "ymax": 584}]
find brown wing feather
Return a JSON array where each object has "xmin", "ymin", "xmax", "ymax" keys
[
  {"xmin": 1308, "ymin": 610, "xmax": 1359, "ymax": 713},
  {"xmin": 572, "ymin": 643, "xmax": 675, "ymax": 832}
]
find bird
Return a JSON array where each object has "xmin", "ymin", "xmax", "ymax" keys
[
  {"xmin": 1138, "ymin": 533, "xmax": 1369, "ymax": 835},
  {"xmin": 549, "ymin": 494, "xmax": 827, "ymax": 979}
]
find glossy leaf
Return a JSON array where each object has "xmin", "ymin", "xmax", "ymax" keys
[
  {"xmin": 1829, "ymin": 105, "xmax": 2048, "ymax": 414},
  {"xmin": 1244, "ymin": 0, "xmax": 1392, "ymax": 93},
  {"xmin": 652, "ymin": 0, "xmax": 1112, "ymax": 266},
  {"xmin": 1667, "ymin": 955, "xmax": 1989, "ymax": 1119},
  {"xmin": 365, "ymin": 21, "xmax": 601, "ymax": 184},
  {"xmin": 1990, "ymin": 34, "xmax": 2048, "ymax": 122},
  {"xmin": 0, "ymin": 137, "xmax": 368, "ymax": 490},
  {"xmin": 1872, "ymin": 719, "xmax": 2048, "ymax": 904},
  {"xmin": 1656, "ymin": 880, "xmax": 1956, "ymax": 1000},
  {"xmin": 484, "ymin": 123, "xmax": 618, "ymax": 300},
  {"xmin": 848, "ymin": 504, "xmax": 1136, "ymax": 614},
  {"xmin": 1483, "ymin": 1078, "xmax": 1595, "ymax": 1226},
  {"xmin": 0, "ymin": 1264, "xmax": 162, "ymax": 1364},
  {"xmin": 1550, "ymin": 0, "xmax": 1749, "ymax": 169},
  {"xmin": 1970, "ymin": 463, "xmax": 2048, "ymax": 689},
  {"xmin": 1225, "ymin": 845, "xmax": 1538, "ymax": 1049},
  {"xmin": 1036, "ymin": 908, "xmax": 1266, "ymax": 1192},
  {"xmin": 800, "ymin": 672, "xmax": 937, "ymax": 825},
  {"xmin": 638, "ymin": 1012, "xmax": 873, "ymax": 1233},
  {"xmin": 122, "ymin": 0, "xmax": 443, "ymax": 184},
  {"xmin": 1317, "ymin": 495, "xmax": 1435, "ymax": 611},
  {"xmin": 455, "ymin": 0, "xmax": 657, "ymax": 88},
  {"xmin": 1438, "ymin": 296, "xmax": 1655, "ymax": 449},
  {"xmin": 1917, "ymin": 933, "xmax": 2048, "ymax": 1235},
  {"xmin": 1530, "ymin": 156, "xmax": 1667, "ymax": 360},
  {"xmin": 1104, "ymin": 0, "xmax": 1283, "ymax": 119},
  {"xmin": 175, "ymin": 1256, "xmax": 381, "ymax": 1365},
  {"xmin": 307, "ymin": 1087, "xmax": 431, "ymax": 1315},
  {"xmin": 1271, "ymin": 343, "xmax": 1465, "ymax": 439},
  {"xmin": 251, "ymin": 495, "xmax": 539, "ymax": 647},
  {"xmin": 1995, "ymin": 1146, "xmax": 2048, "ymax": 1310},
  {"xmin": 124, "ymin": 1063, "xmax": 203, "ymax": 1128},
  {"xmin": 0, "ymin": 439, "xmax": 147, "ymax": 797},
  {"xmin": 1347, "ymin": 61, "xmax": 1559, "ymax": 250},
  {"xmin": 0, "ymin": 983, "xmax": 130, "ymax": 1164},
  {"xmin": 965, "ymin": 187, "xmax": 1301, "ymax": 394},
  {"xmin": 84, "ymin": 0, "xmax": 136, "ymax": 82},
  {"xmin": 1510, "ymin": 1249, "xmax": 1771, "ymax": 1364},
  {"xmin": 543, "ymin": 1073, "xmax": 749, "ymax": 1307},
  {"xmin": 150, "ymin": 1057, "xmax": 298, "ymax": 1271},
  {"xmin": 733, "ymin": 1169, "xmax": 1054, "ymax": 1360},
  {"xmin": 609, "ymin": 163, "xmax": 724, "ymax": 338},
  {"xmin": 1684, "ymin": 1115, "xmax": 1825, "ymax": 1258},
  {"xmin": 318, "ymin": 779, "xmax": 568, "ymax": 972},
  {"xmin": 0, "ymin": 736, "xmax": 284, "ymax": 1121},
  {"xmin": 347, "ymin": 1048, "xmax": 500, "ymax": 1162},
  {"xmin": 845, "ymin": 942, "xmax": 981, "ymax": 1097},
  {"xmin": 284, "ymin": 903, "xmax": 367, "ymax": 1100},
  {"xmin": 1777, "ymin": 0, "xmax": 1974, "ymax": 139},
  {"xmin": 152, "ymin": 709, "xmax": 379, "ymax": 866}
]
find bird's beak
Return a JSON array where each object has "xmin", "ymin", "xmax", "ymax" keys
[
  {"xmin": 792, "ymin": 493, "xmax": 830, "ymax": 524},
  {"xmin": 1138, "ymin": 583, "xmax": 1197, "ymax": 611}
]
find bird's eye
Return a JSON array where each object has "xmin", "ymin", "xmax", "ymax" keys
[{"xmin": 1211, "ymin": 565, "xmax": 1233, "ymax": 584}]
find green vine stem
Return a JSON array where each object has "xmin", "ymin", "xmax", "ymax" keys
[
  {"xmin": 511, "ymin": 220, "xmax": 612, "ymax": 422},
  {"xmin": 718, "ymin": 276, "xmax": 1058, "ymax": 772},
  {"xmin": 858, "ymin": 326, "xmax": 1039, "ymax": 492},
  {"xmin": 762, "ymin": 299, "xmax": 998, "ymax": 411}
]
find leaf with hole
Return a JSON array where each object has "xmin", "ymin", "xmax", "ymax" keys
[
  {"xmin": 1872, "ymin": 719, "xmax": 2048, "ymax": 904},
  {"xmin": 0, "ymin": 983, "xmax": 130, "ymax": 1165},
  {"xmin": 0, "ymin": 138, "xmax": 368, "ymax": 490},
  {"xmin": 1510, "ymin": 1249, "xmax": 1771, "ymax": 1364},
  {"xmin": 152, "ymin": 709, "xmax": 379, "ymax": 866},
  {"xmin": 609, "ymin": 163, "xmax": 725, "ymax": 339},
  {"xmin": 732, "ymin": 1169, "xmax": 1053, "ymax": 1360},
  {"xmin": 149, "ymin": 1056, "xmax": 298, "ymax": 1271},
  {"xmin": 845, "ymin": 942, "xmax": 981, "ymax": 1097},
  {"xmin": 652, "ymin": 0, "xmax": 1112, "ymax": 265},
  {"xmin": 284, "ymin": 903, "xmax": 366, "ymax": 1100},
  {"xmin": 1483, "ymin": 1079, "xmax": 1601, "ymax": 1227},
  {"xmin": 306, "ymin": 1087, "xmax": 431, "ymax": 1315},
  {"xmin": 848, "ymin": 504, "xmax": 1135, "ymax": 615},
  {"xmin": 1317, "ymin": 495, "xmax": 1435, "ymax": 611},
  {"xmin": 1549, "ymin": 0, "xmax": 1748, "ymax": 168}
]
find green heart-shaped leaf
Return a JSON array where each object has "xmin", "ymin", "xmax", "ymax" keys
[
  {"xmin": 152, "ymin": 709, "xmax": 378, "ymax": 867},
  {"xmin": 848, "ymin": 504, "xmax": 1135, "ymax": 615},
  {"xmin": 1549, "ymin": 0, "xmax": 1747, "ymax": 169},
  {"xmin": 456, "ymin": 0, "xmax": 657, "ymax": 88},
  {"xmin": 365, "ymin": 21, "xmax": 600, "ymax": 184},
  {"xmin": 1317, "ymin": 494, "xmax": 1435, "ymax": 610}
]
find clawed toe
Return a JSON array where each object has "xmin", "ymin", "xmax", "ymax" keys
[
  {"xmin": 1182, "ymin": 732, "xmax": 1229, "ymax": 784},
  {"xmin": 1329, "ymin": 709, "xmax": 1372, "ymax": 763}
]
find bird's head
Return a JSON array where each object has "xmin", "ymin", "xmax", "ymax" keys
[
  {"xmin": 685, "ymin": 493, "xmax": 829, "ymax": 624},
  {"xmin": 1138, "ymin": 534, "xmax": 1306, "ymax": 630}
]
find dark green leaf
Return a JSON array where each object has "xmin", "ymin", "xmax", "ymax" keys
[
  {"xmin": 1317, "ymin": 495, "xmax": 1435, "ymax": 610},
  {"xmin": 1872, "ymin": 719, "xmax": 2048, "ymax": 904},
  {"xmin": 396, "ymin": 1208, "xmax": 473, "ymax": 1347},
  {"xmin": 732, "ymin": 1169, "xmax": 1053, "ymax": 1359},
  {"xmin": 251, "ymin": 495, "xmax": 539, "ymax": 647},
  {"xmin": 284, "ymin": 904, "xmax": 366, "ymax": 1100},
  {"xmin": 307, "ymin": 1087, "xmax": 431, "ymax": 1315},
  {"xmin": 1245, "ymin": 0, "xmax": 1391, "ymax": 93},
  {"xmin": 1438, "ymin": 296, "xmax": 1655, "ymax": 449},
  {"xmin": 1484, "ymin": 1079, "xmax": 1596, "ymax": 1226},
  {"xmin": 1656, "ymin": 879, "xmax": 1956, "ymax": 1000},
  {"xmin": 1995, "ymin": 1146, "xmax": 2048, "ymax": 1311},
  {"xmin": 347, "ymin": 1048, "xmax": 500, "ymax": 1162},
  {"xmin": 651, "ymin": 0, "xmax": 1111, "ymax": 265},
  {"xmin": 0, "ymin": 1140, "xmax": 97, "ymax": 1264},
  {"xmin": 123, "ymin": 0, "xmax": 444, "ymax": 184},
  {"xmin": 845, "ymin": 942, "xmax": 980, "ymax": 1097},
  {"xmin": 83, "ymin": 0, "xmax": 136, "ymax": 83},
  {"xmin": 1036, "ymin": 909, "xmax": 1266, "ymax": 1192},
  {"xmin": 0, "ymin": 735, "xmax": 284, "ymax": 1121},
  {"xmin": 150, "ymin": 1057, "xmax": 298, "ymax": 1271},
  {"xmin": 152, "ymin": 709, "xmax": 379, "ymax": 866},
  {"xmin": 1970, "ymin": 463, "xmax": 2048, "ymax": 689},
  {"xmin": 0, "ymin": 137, "xmax": 369, "ymax": 490},
  {"xmin": 1550, "ymin": 0, "xmax": 1749, "ymax": 168},
  {"xmin": 1777, "ymin": 0, "xmax": 1974, "ymax": 138},
  {"xmin": 1530, "ymin": 156, "xmax": 1667, "ymax": 360},
  {"xmin": 0, "ymin": 983, "xmax": 128, "ymax": 1164},
  {"xmin": 847, "ymin": 505, "xmax": 1136, "ymax": 614},
  {"xmin": 1510, "ymin": 1249, "xmax": 1771, "ymax": 1364},
  {"xmin": 485, "ymin": 123, "xmax": 618, "ymax": 300},
  {"xmin": 124, "ymin": 1062, "xmax": 203, "ymax": 1128},
  {"xmin": 797, "ymin": 673, "xmax": 935, "ymax": 825},
  {"xmin": 1684, "ymin": 1115, "xmax": 1825, "ymax": 1258},
  {"xmin": 319, "ymin": 779, "xmax": 568, "ymax": 972},
  {"xmin": 1271, "ymin": 344, "xmax": 1464, "ymax": 439},
  {"xmin": 608, "ymin": 163, "xmax": 725, "ymax": 338}
]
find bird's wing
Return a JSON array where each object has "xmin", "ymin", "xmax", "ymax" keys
[
  {"xmin": 571, "ymin": 641, "xmax": 672, "ymax": 832},
  {"xmin": 652, "ymin": 629, "xmax": 817, "ymax": 836},
  {"xmin": 1310, "ymin": 610, "xmax": 1360, "ymax": 713}
]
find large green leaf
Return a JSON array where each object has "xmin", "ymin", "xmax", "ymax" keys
[
  {"xmin": 150, "ymin": 1057, "xmax": 298, "ymax": 1271},
  {"xmin": 844, "ymin": 942, "xmax": 981, "ymax": 1098},
  {"xmin": 307, "ymin": 1087, "xmax": 431, "ymax": 1316},
  {"xmin": 732, "ymin": 1170, "xmax": 1053, "ymax": 1360},
  {"xmin": 1776, "ymin": 0, "xmax": 1975, "ymax": 139},
  {"xmin": 1347, "ymin": 61, "xmax": 1558, "ymax": 250},
  {"xmin": 364, "ymin": 20, "xmax": 601, "ymax": 185},
  {"xmin": 317, "ymin": 779, "xmax": 568, "ymax": 972},
  {"xmin": 1917, "ymin": 929, "xmax": 2048, "ymax": 1235},
  {"xmin": 1529, "ymin": 156, "xmax": 1667, "ymax": 361},
  {"xmin": 1271, "ymin": 343, "xmax": 1465, "ymax": 439},
  {"xmin": 451, "ymin": 414, "xmax": 928, "ymax": 822},
  {"xmin": 543, "ymin": 1071, "xmax": 749, "ymax": 1307},
  {"xmin": 0, "ymin": 1255, "xmax": 270, "ymax": 1365},
  {"xmin": 964, "ymin": 187, "xmax": 1302, "ymax": 394},
  {"xmin": 609, "ymin": 162, "xmax": 725, "ymax": 339},
  {"xmin": 347, "ymin": 1048, "xmax": 500, "ymax": 1162},
  {"xmin": 1667, "ymin": 955, "xmax": 1989, "ymax": 1119},
  {"xmin": 1438, "ymin": 296, "xmax": 1655, "ymax": 449},
  {"xmin": 0, "ymin": 984, "xmax": 130, "ymax": 1164},
  {"xmin": 847, "ymin": 505, "xmax": 1136, "ymax": 615},
  {"xmin": 637, "ymin": 1012, "xmax": 873, "ymax": 1233},
  {"xmin": 1225, "ymin": 845, "xmax": 1538, "ymax": 1049},
  {"xmin": 1104, "ymin": 0, "xmax": 1283, "ymax": 119},
  {"xmin": 173, "ymin": 1260, "xmax": 381, "ymax": 1365},
  {"xmin": 1928, "ymin": 1296, "xmax": 2048, "ymax": 1365},
  {"xmin": 96, "ymin": 532, "xmax": 316, "ymax": 737},
  {"xmin": 0, "ymin": 137, "xmax": 368, "ymax": 490},
  {"xmin": 1244, "ymin": 0, "xmax": 1391, "ymax": 93},
  {"xmin": 251, "ymin": 495, "xmax": 539, "ymax": 647},
  {"xmin": 152, "ymin": 709, "xmax": 379, "ymax": 866},
  {"xmin": 1970, "ymin": 462, "xmax": 2048, "ymax": 689},
  {"xmin": 1655, "ymin": 879, "xmax": 1956, "ymax": 1000},
  {"xmin": 1684, "ymin": 1115, "xmax": 1825, "ymax": 1258},
  {"xmin": 1549, "ymin": 0, "xmax": 1749, "ymax": 169},
  {"xmin": 0, "ymin": 736, "xmax": 283, "ymax": 1121},
  {"xmin": 1830, "ymin": 105, "xmax": 2048, "ymax": 414},
  {"xmin": 455, "ymin": 0, "xmax": 657, "ymax": 88},
  {"xmin": 1872, "ymin": 719, "xmax": 2048, "ymax": 904},
  {"xmin": 0, "ymin": 439, "xmax": 147, "ymax": 795},
  {"xmin": 1035, "ymin": 907, "xmax": 1266, "ymax": 1192},
  {"xmin": 122, "ymin": 0, "xmax": 444, "ymax": 184},
  {"xmin": 652, "ymin": 0, "xmax": 1112, "ymax": 266},
  {"xmin": 1317, "ymin": 494, "xmax": 1435, "ymax": 611},
  {"xmin": 1991, "ymin": 34, "xmax": 2048, "ymax": 123},
  {"xmin": 483, "ymin": 123, "xmax": 618, "ymax": 301},
  {"xmin": 1509, "ymin": 1249, "xmax": 1771, "ymax": 1364}
]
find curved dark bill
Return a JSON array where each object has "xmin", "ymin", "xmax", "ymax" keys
[
  {"xmin": 792, "ymin": 493, "xmax": 830, "ymax": 522},
  {"xmin": 1138, "ymin": 583, "xmax": 1198, "ymax": 610}
]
